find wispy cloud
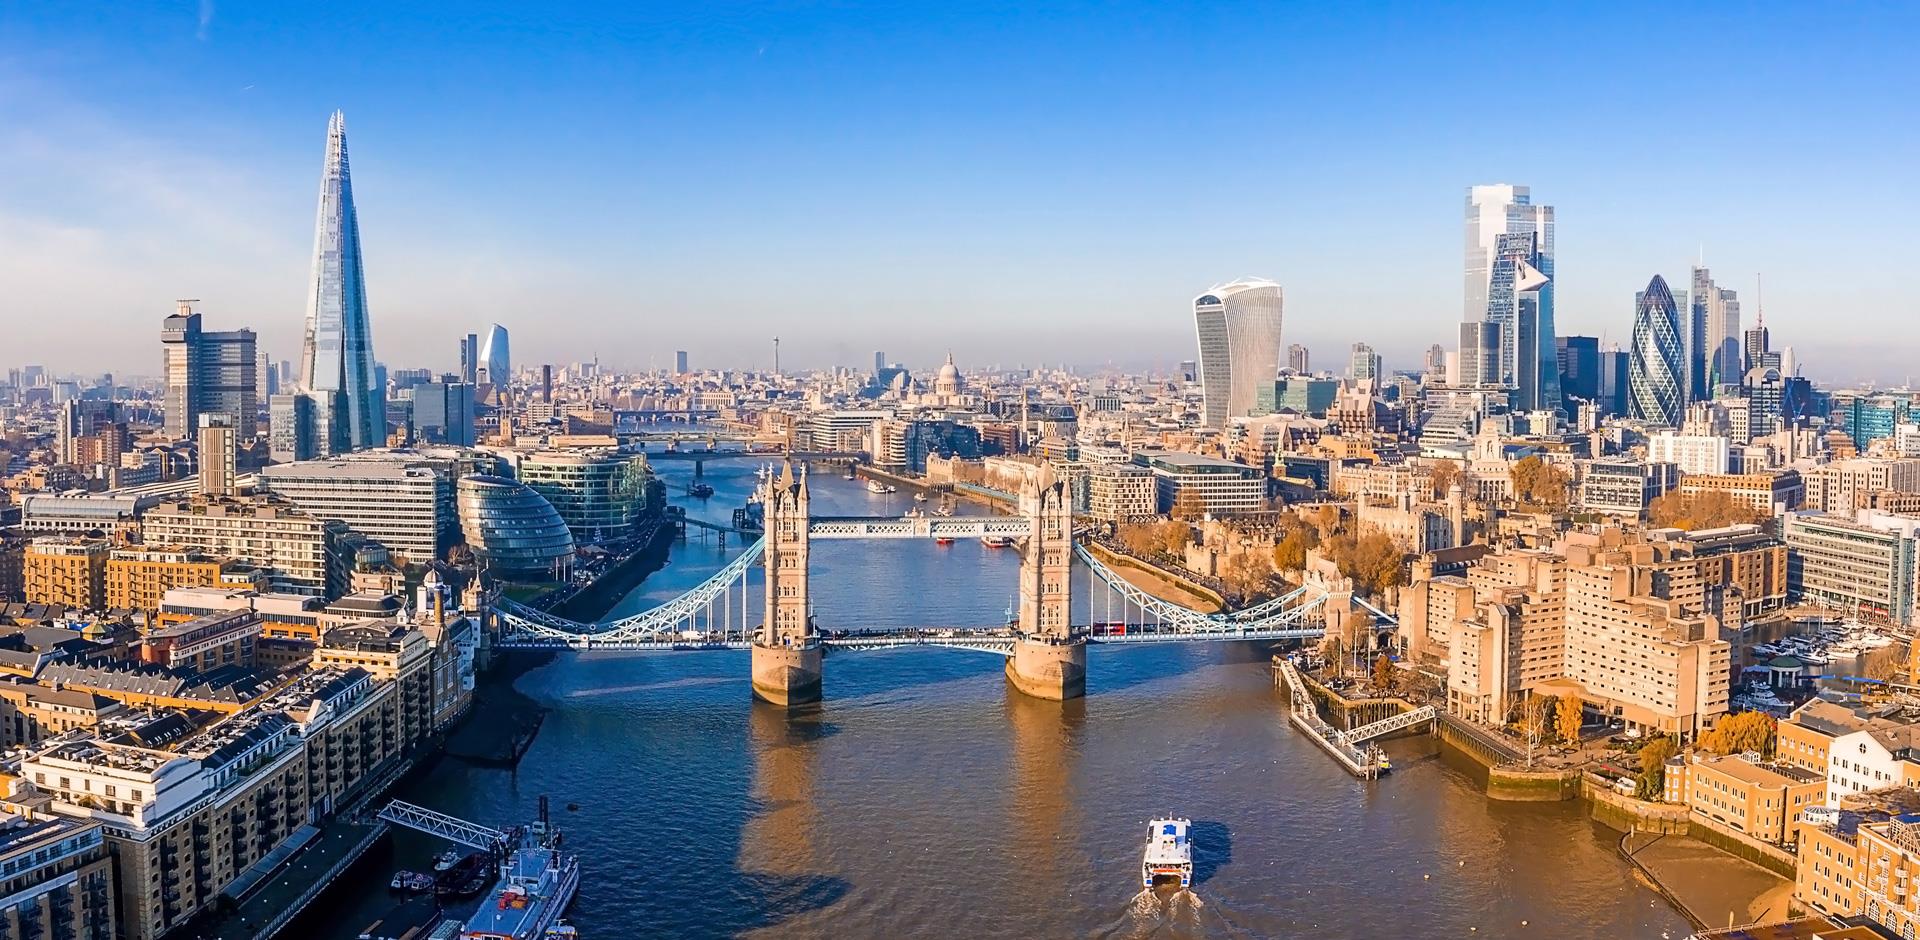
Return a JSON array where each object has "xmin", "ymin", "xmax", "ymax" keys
[{"xmin": 196, "ymin": 0, "xmax": 214, "ymax": 41}]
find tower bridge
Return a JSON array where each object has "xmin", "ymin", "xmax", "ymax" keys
[{"xmin": 494, "ymin": 462, "xmax": 1390, "ymax": 705}]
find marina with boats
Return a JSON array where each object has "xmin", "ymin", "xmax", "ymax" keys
[{"xmin": 361, "ymin": 798, "xmax": 580, "ymax": 940}]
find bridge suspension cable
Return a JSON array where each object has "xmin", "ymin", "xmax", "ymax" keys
[{"xmin": 496, "ymin": 538, "xmax": 767, "ymax": 647}]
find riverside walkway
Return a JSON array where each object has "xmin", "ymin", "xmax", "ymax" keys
[{"xmin": 1275, "ymin": 658, "xmax": 1380, "ymax": 779}]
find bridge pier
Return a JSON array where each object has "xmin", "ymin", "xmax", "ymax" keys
[
  {"xmin": 1005, "ymin": 637, "xmax": 1086, "ymax": 701},
  {"xmin": 751, "ymin": 641, "xmax": 823, "ymax": 708}
]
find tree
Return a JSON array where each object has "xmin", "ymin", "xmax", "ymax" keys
[
  {"xmin": 1555, "ymin": 696, "xmax": 1583, "ymax": 746},
  {"xmin": 1155, "ymin": 519, "xmax": 1193, "ymax": 555},
  {"xmin": 1508, "ymin": 456, "xmax": 1570, "ymax": 511},
  {"xmin": 1172, "ymin": 487, "xmax": 1207, "ymax": 521},
  {"xmin": 1697, "ymin": 712, "xmax": 1778, "ymax": 757},
  {"xmin": 1648, "ymin": 490, "xmax": 1761, "ymax": 531},
  {"xmin": 1272, "ymin": 527, "xmax": 1315, "ymax": 572},
  {"xmin": 1428, "ymin": 458, "xmax": 1461, "ymax": 500},
  {"xmin": 1864, "ymin": 643, "xmax": 1906, "ymax": 683},
  {"xmin": 1223, "ymin": 551, "xmax": 1275, "ymax": 602},
  {"xmin": 1514, "ymin": 693, "xmax": 1554, "ymax": 768},
  {"xmin": 1371, "ymin": 653, "xmax": 1394, "ymax": 692},
  {"xmin": 1329, "ymin": 530, "xmax": 1406, "ymax": 596},
  {"xmin": 1313, "ymin": 504, "xmax": 1344, "ymax": 538},
  {"xmin": 1118, "ymin": 523, "xmax": 1158, "ymax": 558},
  {"xmin": 1636, "ymin": 735, "xmax": 1678, "ymax": 801}
]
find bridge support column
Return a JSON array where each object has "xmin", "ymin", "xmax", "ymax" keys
[
  {"xmin": 752, "ymin": 641, "xmax": 823, "ymax": 707},
  {"xmin": 1005, "ymin": 637, "xmax": 1086, "ymax": 701}
]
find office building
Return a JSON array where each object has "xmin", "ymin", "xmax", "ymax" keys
[
  {"xmin": 141, "ymin": 498, "xmax": 349, "ymax": 597},
  {"xmin": 409, "ymin": 381, "xmax": 476, "ymax": 446},
  {"xmin": 1192, "ymin": 279, "xmax": 1284, "ymax": 427},
  {"xmin": 1136, "ymin": 451, "xmax": 1265, "ymax": 517},
  {"xmin": 674, "ymin": 350, "xmax": 690, "ymax": 374},
  {"xmin": 517, "ymin": 451, "xmax": 654, "ymax": 543},
  {"xmin": 1689, "ymin": 266, "xmax": 1741, "ymax": 399},
  {"xmin": 0, "ymin": 816, "xmax": 116, "ymax": 940},
  {"xmin": 161, "ymin": 304, "xmax": 258, "ymax": 440},
  {"xmin": 297, "ymin": 111, "xmax": 382, "ymax": 451},
  {"xmin": 1803, "ymin": 458, "xmax": 1920, "ymax": 513},
  {"xmin": 1782, "ymin": 509, "xmax": 1920, "ymax": 625},
  {"xmin": 1348, "ymin": 343, "xmax": 1381, "ymax": 382},
  {"xmin": 1484, "ymin": 230, "xmax": 1557, "ymax": 411},
  {"xmin": 1577, "ymin": 459, "xmax": 1677, "ymax": 517},
  {"xmin": 455, "ymin": 475, "xmax": 576, "ymax": 580},
  {"xmin": 1744, "ymin": 317, "xmax": 1770, "ymax": 374},
  {"xmin": 1629, "ymin": 275, "xmax": 1685, "ymax": 427},
  {"xmin": 1255, "ymin": 377, "xmax": 1339, "ymax": 417},
  {"xmin": 1556, "ymin": 335, "xmax": 1600, "ymax": 405},
  {"xmin": 459, "ymin": 332, "xmax": 479, "ymax": 384},
  {"xmin": 1286, "ymin": 344, "xmax": 1310, "ymax": 375},
  {"xmin": 1646, "ymin": 431, "xmax": 1731, "ymax": 476},
  {"xmin": 22, "ymin": 537, "xmax": 110, "ymax": 610},
  {"xmin": 872, "ymin": 350, "xmax": 886, "ymax": 375},
  {"xmin": 1678, "ymin": 470, "xmax": 1804, "ymax": 517},
  {"xmin": 1456, "ymin": 320, "xmax": 1500, "ymax": 387},
  {"xmin": 260, "ymin": 459, "xmax": 455, "ymax": 565},
  {"xmin": 479, "ymin": 323, "xmax": 510, "ymax": 386},
  {"xmin": 268, "ymin": 392, "xmax": 321, "ymax": 463}
]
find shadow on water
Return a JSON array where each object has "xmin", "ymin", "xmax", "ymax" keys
[{"xmin": 1189, "ymin": 820, "xmax": 1232, "ymax": 885}]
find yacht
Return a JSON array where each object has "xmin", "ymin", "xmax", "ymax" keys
[
  {"xmin": 913, "ymin": 492, "xmax": 928, "ymax": 503},
  {"xmin": 1140, "ymin": 818, "xmax": 1193, "ymax": 889}
]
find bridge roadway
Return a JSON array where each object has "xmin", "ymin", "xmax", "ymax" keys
[
  {"xmin": 492, "ymin": 619, "xmax": 1349, "ymax": 653},
  {"xmin": 674, "ymin": 515, "xmax": 1037, "ymax": 539},
  {"xmin": 644, "ymin": 449, "xmax": 865, "ymax": 462}
]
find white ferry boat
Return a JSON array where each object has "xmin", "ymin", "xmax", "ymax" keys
[
  {"xmin": 1141, "ymin": 817, "xmax": 1193, "ymax": 889},
  {"xmin": 460, "ymin": 802, "xmax": 580, "ymax": 940},
  {"xmin": 866, "ymin": 480, "xmax": 891, "ymax": 494},
  {"xmin": 980, "ymin": 534, "xmax": 1015, "ymax": 548}
]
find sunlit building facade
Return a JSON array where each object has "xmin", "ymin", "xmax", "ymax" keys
[
  {"xmin": 456, "ymin": 475, "xmax": 575, "ymax": 580},
  {"xmin": 1192, "ymin": 279, "xmax": 1283, "ymax": 427},
  {"xmin": 297, "ymin": 111, "xmax": 382, "ymax": 451},
  {"xmin": 1629, "ymin": 275, "xmax": 1685, "ymax": 427}
]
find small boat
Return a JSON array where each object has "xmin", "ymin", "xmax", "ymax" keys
[
  {"xmin": 1376, "ymin": 751, "xmax": 1393, "ymax": 774},
  {"xmin": 981, "ymin": 535, "xmax": 1014, "ymax": 548},
  {"xmin": 433, "ymin": 849, "xmax": 462, "ymax": 872},
  {"xmin": 843, "ymin": 472, "xmax": 856, "ymax": 481},
  {"xmin": 546, "ymin": 926, "xmax": 580, "ymax": 939},
  {"xmin": 913, "ymin": 492, "xmax": 928, "ymax": 503},
  {"xmin": 435, "ymin": 852, "xmax": 496, "ymax": 899},
  {"xmin": 935, "ymin": 537, "xmax": 954, "ymax": 546},
  {"xmin": 866, "ymin": 480, "xmax": 889, "ymax": 495},
  {"xmin": 390, "ymin": 870, "xmax": 436, "ymax": 893},
  {"xmin": 687, "ymin": 482, "xmax": 715, "ymax": 499},
  {"xmin": 933, "ymin": 505, "xmax": 954, "ymax": 517},
  {"xmin": 1141, "ymin": 817, "xmax": 1193, "ymax": 889}
]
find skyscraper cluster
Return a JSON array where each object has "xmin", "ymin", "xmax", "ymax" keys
[{"xmin": 1459, "ymin": 184, "xmax": 1557, "ymax": 412}]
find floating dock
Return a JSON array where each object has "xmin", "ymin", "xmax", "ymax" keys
[{"xmin": 1275, "ymin": 659, "xmax": 1380, "ymax": 779}]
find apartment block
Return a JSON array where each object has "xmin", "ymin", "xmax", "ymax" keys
[
  {"xmin": 1671, "ymin": 752, "xmax": 1822, "ymax": 844},
  {"xmin": 0, "ymin": 814, "xmax": 117, "ymax": 940},
  {"xmin": 104, "ymin": 547, "xmax": 227, "ymax": 613},
  {"xmin": 1804, "ymin": 458, "xmax": 1920, "ymax": 514},
  {"xmin": 138, "ymin": 498, "xmax": 349, "ymax": 598},
  {"xmin": 22, "ymin": 539, "xmax": 109, "ymax": 611}
]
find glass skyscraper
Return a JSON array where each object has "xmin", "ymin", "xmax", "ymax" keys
[
  {"xmin": 1463, "ymin": 185, "xmax": 1557, "ymax": 409},
  {"xmin": 479, "ymin": 323, "xmax": 511, "ymax": 386},
  {"xmin": 1629, "ymin": 275, "xmax": 1685, "ymax": 427},
  {"xmin": 298, "ymin": 111, "xmax": 382, "ymax": 450},
  {"xmin": 1192, "ymin": 279, "xmax": 1284, "ymax": 427}
]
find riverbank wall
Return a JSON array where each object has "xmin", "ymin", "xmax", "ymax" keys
[
  {"xmin": 552, "ymin": 522, "xmax": 675, "ymax": 622},
  {"xmin": 1082, "ymin": 542, "xmax": 1226, "ymax": 612}
]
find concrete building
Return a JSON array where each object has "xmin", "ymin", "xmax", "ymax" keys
[
  {"xmin": 140, "ymin": 498, "xmax": 350, "ymax": 597},
  {"xmin": 196, "ymin": 414, "xmax": 238, "ymax": 498},
  {"xmin": 1804, "ymin": 458, "xmax": 1920, "ymax": 514},
  {"xmin": 1647, "ymin": 431, "xmax": 1731, "ymax": 476},
  {"xmin": 1559, "ymin": 536, "xmax": 1730, "ymax": 736},
  {"xmin": 1577, "ymin": 459, "xmax": 1678, "ymax": 518},
  {"xmin": 162, "ymin": 304, "xmax": 257, "ymax": 440},
  {"xmin": 1783, "ymin": 510, "xmax": 1920, "ymax": 626},
  {"xmin": 1678, "ymin": 470, "xmax": 1805, "ymax": 517},
  {"xmin": 261, "ymin": 458, "xmax": 455, "ymax": 565},
  {"xmin": 22, "ymin": 538, "xmax": 109, "ymax": 611},
  {"xmin": 1086, "ymin": 461, "xmax": 1156, "ymax": 522},
  {"xmin": 0, "ymin": 814, "xmax": 116, "ymax": 940}
]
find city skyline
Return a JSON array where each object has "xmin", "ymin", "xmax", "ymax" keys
[{"xmin": 2, "ymin": 5, "xmax": 1917, "ymax": 382}]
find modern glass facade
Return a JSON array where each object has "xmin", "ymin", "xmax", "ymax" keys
[
  {"xmin": 1463, "ymin": 185, "xmax": 1556, "ymax": 407},
  {"xmin": 1192, "ymin": 279, "xmax": 1284, "ymax": 427},
  {"xmin": 480, "ymin": 324, "xmax": 511, "ymax": 386},
  {"xmin": 456, "ymin": 475, "xmax": 575, "ymax": 580},
  {"xmin": 1629, "ymin": 275, "xmax": 1685, "ymax": 427},
  {"xmin": 298, "ymin": 111, "xmax": 382, "ymax": 450},
  {"xmin": 517, "ymin": 451, "xmax": 653, "ymax": 543},
  {"xmin": 1484, "ymin": 230, "xmax": 1558, "ymax": 411}
]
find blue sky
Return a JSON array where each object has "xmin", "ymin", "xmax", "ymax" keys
[{"xmin": 3, "ymin": 2, "xmax": 1917, "ymax": 382}]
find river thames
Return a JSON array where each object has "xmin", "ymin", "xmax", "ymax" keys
[{"xmin": 317, "ymin": 459, "xmax": 1690, "ymax": 939}]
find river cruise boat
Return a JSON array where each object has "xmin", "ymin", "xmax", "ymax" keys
[
  {"xmin": 866, "ymin": 479, "xmax": 891, "ymax": 494},
  {"xmin": 1141, "ymin": 818, "xmax": 1193, "ymax": 889},
  {"xmin": 981, "ymin": 534, "xmax": 1015, "ymax": 548},
  {"xmin": 460, "ymin": 804, "xmax": 580, "ymax": 940}
]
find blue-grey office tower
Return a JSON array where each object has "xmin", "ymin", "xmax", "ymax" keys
[{"xmin": 298, "ymin": 111, "xmax": 382, "ymax": 451}]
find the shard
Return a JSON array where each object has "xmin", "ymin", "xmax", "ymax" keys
[{"xmin": 298, "ymin": 110, "xmax": 382, "ymax": 450}]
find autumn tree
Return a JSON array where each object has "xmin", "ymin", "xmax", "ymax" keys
[
  {"xmin": 1647, "ymin": 490, "xmax": 1761, "ymax": 531},
  {"xmin": 1555, "ymin": 696, "xmax": 1583, "ymax": 746},
  {"xmin": 1329, "ymin": 531, "xmax": 1406, "ymax": 596},
  {"xmin": 1371, "ymin": 653, "xmax": 1395, "ymax": 691},
  {"xmin": 1118, "ymin": 523, "xmax": 1158, "ymax": 558},
  {"xmin": 1428, "ymin": 458, "xmax": 1461, "ymax": 499},
  {"xmin": 1864, "ymin": 643, "xmax": 1906, "ymax": 683},
  {"xmin": 1313, "ymin": 503, "xmax": 1344, "ymax": 538},
  {"xmin": 1223, "ymin": 551, "xmax": 1275, "ymax": 602},
  {"xmin": 1514, "ymin": 693, "xmax": 1554, "ymax": 768},
  {"xmin": 1696, "ymin": 712, "xmax": 1778, "ymax": 757},
  {"xmin": 1508, "ymin": 456, "xmax": 1570, "ymax": 511},
  {"xmin": 1172, "ymin": 487, "xmax": 1207, "ymax": 521},
  {"xmin": 1272, "ymin": 527, "xmax": 1315, "ymax": 572},
  {"xmin": 1637, "ymin": 735, "xmax": 1679, "ymax": 801},
  {"xmin": 1156, "ymin": 519, "xmax": 1193, "ymax": 555}
]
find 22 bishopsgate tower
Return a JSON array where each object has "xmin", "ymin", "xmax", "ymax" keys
[
  {"xmin": 296, "ymin": 110, "xmax": 382, "ymax": 451},
  {"xmin": 1462, "ymin": 184, "xmax": 1559, "ymax": 413}
]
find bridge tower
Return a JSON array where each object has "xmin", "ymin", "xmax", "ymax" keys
[
  {"xmin": 1006, "ymin": 463, "xmax": 1086, "ymax": 700},
  {"xmin": 752, "ymin": 462, "xmax": 822, "ymax": 707}
]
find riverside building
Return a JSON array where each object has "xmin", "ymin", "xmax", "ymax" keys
[
  {"xmin": 260, "ymin": 459, "xmax": 455, "ymax": 566},
  {"xmin": 139, "ymin": 498, "xmax": 350, "ymax": 598}
]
